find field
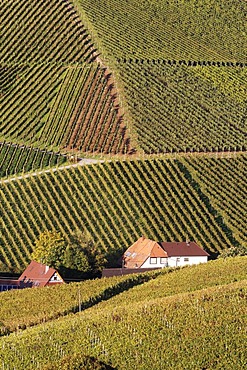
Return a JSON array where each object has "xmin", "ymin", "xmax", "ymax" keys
[
  {"xmin": 0, "ymin": 257, "xmax": 246, "ymax": 369},
  {"xmin": 2, "ymin": 153, "xmax": 246, "ymax": 271},
  {"xmin": 0, "ymin": 1, "xmax": 247, "ymax": 366}
]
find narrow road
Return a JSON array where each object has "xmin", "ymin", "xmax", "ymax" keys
[
  {"xmin": 1, "ymin": 150, "xmax": 246, "ymax": 184},
  {"xmin": 1, "ymin": 157, "xmax": 104, "ymax": 184}
]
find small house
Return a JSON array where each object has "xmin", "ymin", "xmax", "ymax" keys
[
  {"xmin": 123, "ymin": 236, "xmax": 168, "ymax": 269},
  {"xmin": 18, "ymin": 260, "xmax": 64, "ymax": 288},
  {"xmin": 123, "ymin": 237, "xmax": 209, "ymax": 269},
  {"xmin": 159, "ymin": 241, "xmax": 209, "ymax": 267}
]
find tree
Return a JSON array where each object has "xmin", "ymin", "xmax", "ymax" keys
[
  {"xmin": 31, "ymin": 230, "xmax": 107, "ymax": 279},
  {"xmin": 218, "ymin": 243, "xmax": 247, "ymax": 258},
  {"xmin": 31, "ymin": 230, "xmax": 66, "ymax": 270},
  {"xmin": 63, "ymin": 230, "xmax": 107, "ymax": 278}
]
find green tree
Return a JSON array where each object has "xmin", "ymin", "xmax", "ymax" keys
[
  {"xmin": 63, "ymin": 230, "xmax": 107, "ymax": 278},
  {"xmin": 218, "ymin": 243, "xmax": 247, "ymax": 258},
  {"xmin": 31, "ymin": 230, "xmax": 106, "ymax": 279},
  {"xmin": 31, "ymin": 230, "xmax": 66, "ymax": 270}
]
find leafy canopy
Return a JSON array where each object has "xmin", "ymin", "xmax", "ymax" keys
[
  {"xmin": 31, "ymin": 230, "xmax": 106, "ymax": 278},
  {"xmin": 31, "ymin": 230, "xmax": 66, "ymax": 270}
]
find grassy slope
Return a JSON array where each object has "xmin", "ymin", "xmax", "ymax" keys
[{"xmin": 0, "ymin": 257, "xmax": 246, "ymax": 369}]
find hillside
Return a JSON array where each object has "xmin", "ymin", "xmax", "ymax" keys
[
  {"xmin": 0, "ymin": 257, "xmax": 246, "ymax": 369},
  {"xmin": 1, "ymin": 0, "xmax": 246, "ymax": 154},
  {"xmin": 0, "ymin": 0, "xmax": 246, "ymax": 272},
  {"xmin": 73, "ymin": 0, "xmax": 247, "ymax": 153},
  {"xmin": 1, "ymin": 154, "xmax": 246, "ymax": 271}
]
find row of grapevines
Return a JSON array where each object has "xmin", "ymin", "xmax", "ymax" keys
[
  {"xmin": 0, "ymin": 156, "xmax": 237, "ymax": 271},
  {"xmin": 0, "ymin": 0, "xmax": 94, "ymax": 65},
  {"xmin": 0, "ymin": 142, "xmax": 66, "ymax": 178},
  {"xmin": 59, "ymin": 64, "xmax": 130, "ymax": 154},
  {"xmin": 0, "ymin": 279, "xmax": 246, "ymax": 369},
  {"xmin": 73, "ymin": 0, "xmax": 246, "ymax": 61},
  {"xmin": 95, "ymin": 257, "xmax": 247, "ymax": 310},
  {"xmin": 0, "ymin": 63, "xmax": 65, "ymax": 146},
  {"xmin": 115, "ymin": 61, "xmax": 246, "ymax": 153},
  {"xmin": 0, "ymin": 269, "xmax": 163, "ymax": 335},
  {"xmin": 181, "ymin": 154, "xmax": 247, "ymax": 245}
]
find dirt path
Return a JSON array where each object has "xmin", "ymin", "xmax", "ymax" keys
[
  {"xmin": 1, "ymin": 157, "xmax": 104, "ymax": 184},
  {"xmin": 1, "ymin": 150, "xmax": 246, "ymax": 184}
]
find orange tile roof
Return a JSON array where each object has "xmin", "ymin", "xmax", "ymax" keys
[
  {"xmin": 123, "ymin": 236, "xmax": 168, "ymax": 268},
  {"xmin": 18, "ymin": 260, "xmax": 64, "ymax": 287}
]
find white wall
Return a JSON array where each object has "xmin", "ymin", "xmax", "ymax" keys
[
  {"xmin": 167, "ymin": 256, "xmax": 208, "ymax": 268},
  {"xmin": 141, "ymin": 257, "xmax": 168, "ymax": 268},
  {"xmin": 141, "ymin": 256, "xmax": 208, "ymax": 268},
  {"xmin": 49, "ymin": 272, "xmax": 63, "ymax": 283}
]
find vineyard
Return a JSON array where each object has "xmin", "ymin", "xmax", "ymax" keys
[
  {"xmin": 0, "ymin": 269, "xmax": 163, "ymax": 335},
  {"xmin": 0, "ymin": 257, "xmax": 246, "ymax": 369},
  {"xmin": 0, "ymin": 0, "xmax": 246, "ymax": 155},
  {"xmin": 116, "ymin": 61, "xmax": 247, "ymax": 153},
  {"xmin": 73, "ymin": 0, "xmax": 246, "ymax": 62},
  {"xmin": 0, "ymin": 0, "xmax": 131, "ymax": 154},
  {"xmin": 0, "ymin": 142, "xmax": 67, "ymax": 178},
  {"xmin": 0, "ymin": 0, "xmax": 246, "ymax": 368},
  {"xmin": 1, "ymin": 154, "xmax": 246, "ymax": 272}
]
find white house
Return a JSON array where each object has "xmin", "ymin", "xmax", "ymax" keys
[
  {"xmin": 123, "ymin": 237, "xmax": 209, "ymax": 269},
  {"xmin": 159, "ymin": 241, "xmax": 209, "ymax": 267}
]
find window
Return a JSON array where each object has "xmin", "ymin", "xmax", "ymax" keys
[
  {"xmin": 184, "ymin": 258, "xmax": 189, "ymax": 262},
  {"xmin": 160, "ymin": 257, "xmax": 167, "ymax": 264},
  {"xmin": 150, "ymin": 257, "xmax": 157, "ymax": 264}
]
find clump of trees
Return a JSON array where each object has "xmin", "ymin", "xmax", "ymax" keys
[
  {"xmin": 31, "ymin": 230, "xmax": 107, "ymax": 279},
  {"xmin": 218, "ymin": 244, "xmax": 247, "ymax": 259}
]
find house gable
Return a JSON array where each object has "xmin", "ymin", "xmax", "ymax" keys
[
  {"xmin": 123, "ymin": 236, "xmax": 168, "ymax": 268},
  {"xmin": 18, "ymin": 260, "xmax": 64, "ymax": 287}
]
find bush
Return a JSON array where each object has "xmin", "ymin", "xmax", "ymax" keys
[{"xmin": 218, "ymin": 244, "xmax": 247, "ymax": 258}]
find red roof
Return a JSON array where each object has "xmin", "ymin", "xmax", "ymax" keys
[
  {"xmin": 123, "ymin": 236, "xmax": 168, "ymax": 268},
  {"xmin": 159, "ymin": 241, "xmax": 209, "ymax": 257},
  {"xmin": 18, "ymin": 261, "xmax": 64, "ymax": 287}
]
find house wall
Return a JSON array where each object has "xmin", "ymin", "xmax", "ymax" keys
[
  {"xmin": 49, "ymin": 272, "xmax": 64, "ymax": 283},
  {"xmin": 140, "ymin": 256, "xmax": 207, "ymax": 268},
  {"xmin": 141, "ymin": 257, "xmax": 168, "ymax": 269},
  {"xmin": 167, "ymin": 256, "xmax": 208, "ymax": 267}
]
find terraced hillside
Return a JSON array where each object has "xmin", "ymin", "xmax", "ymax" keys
[
  {"xmin": 1, "ymin": 154, "xmax": 246, "ymax": 272},
  {"xmin": 1, "ymin": 257, "xmax": 246, "ymax": 369}
]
